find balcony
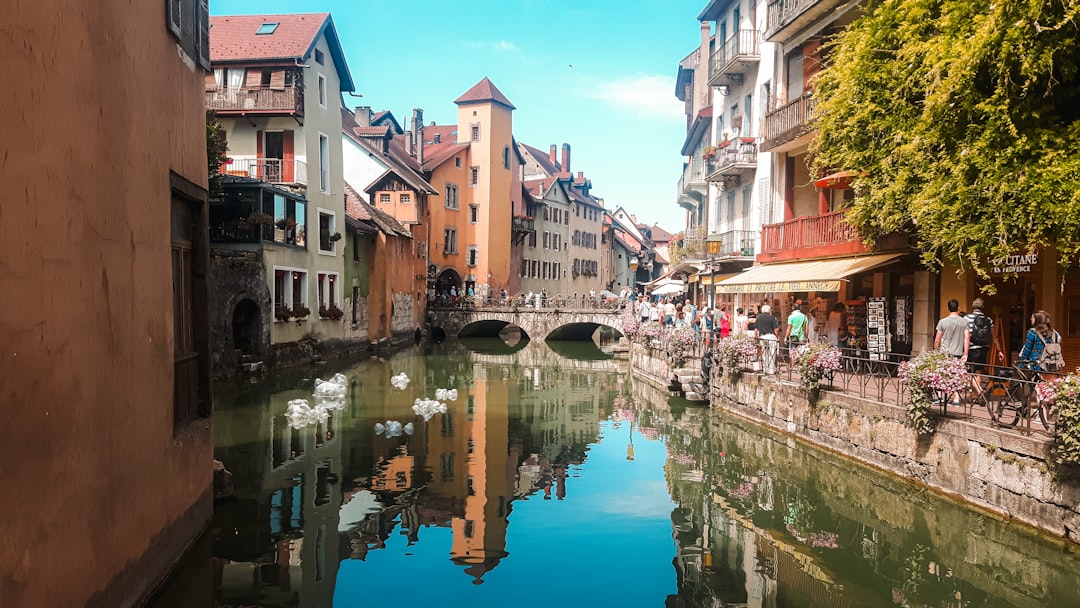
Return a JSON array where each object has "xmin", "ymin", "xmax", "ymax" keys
[
  {"xmin": 758, "ymin": 210, "xmax": 867, "ymax": 262},
  {"xmin": 760, "ymin": 92, "xmax": 817, "ymax": 152},
  {"xmin": 682, "ymin": 226, "xmax": 707, "ymax": 259},
  {"xmin": 765, "ymin": 0, "xmax": 848, "ymax": 43},
  {"xmin": 222, "ymin": 158, "xmax": 308, "ymax": 187},
  {"xmin": 678, "ymin": 156, "xmax": 711, "ymax": 211},
  {"xmin": 206, "ymin": 86, "xmax": 304, "ymax": 117},
  {"xmin": 706, "ymin": 230, "xmax": 759, "ymax": 260},
  {"xmin": 708, "ymin": 30, "xmax": 760, "ymax": 87},
  {"xmin": 512, "ymin": 216, "xmax": 535, "ymax": 245},
  {"xmin": 705, "ymin": 140, "xmax": 757, "ymax": 185}
]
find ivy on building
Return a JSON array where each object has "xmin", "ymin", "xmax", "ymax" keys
[{"xmin": 810, "ymin": 0, "xmax": 1080, "ymax": 279}]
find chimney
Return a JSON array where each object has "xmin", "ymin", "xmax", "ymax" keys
[
  {"xmin": 355, "ymin": 105, "xmax": 371, "ymax": 127},
  {"xmin": 701, "ymin": 21, "xmax": 710, "ymax": 51},
  {"xmin": 561, "ymin": 143, "xmax": 571, "ymax": 174},
  {"xmin": 577, "ymin": 171, "xmax": 583, "ymax": 180},
  {"xmin": 549, "ymin": 144, "xmax": 557, "ymax": 166},
  {"xmin": 413, "ymin": 108, "xmax": 425, "ymax": 165},
  {"xmin": 405, "ymin": 130, "xmax": 414, "ymax": 156}
]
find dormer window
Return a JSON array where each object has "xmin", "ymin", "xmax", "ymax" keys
[{"xmin": 256, "ymin": 22, "xmax": 279, "ymax": 35}]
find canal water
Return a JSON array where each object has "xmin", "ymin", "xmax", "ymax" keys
[{"xmin": 157, "ymin": 338, "xmax": 1080, "ymax": 607}]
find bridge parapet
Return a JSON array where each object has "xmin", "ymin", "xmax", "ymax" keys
[{"xmin": 429, "ymin": 306, "xmax": 625, "ymax": 341}]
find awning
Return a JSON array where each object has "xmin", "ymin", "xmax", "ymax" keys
[
  {"xmin": 715, "ymin": 253, "xmax": 905, "ymax": 294},
  {"xmin": 813, "ymin": 170, "xmax": 865, "ymax": 190},
  {"xmin": 652, "ymin": 282, "xmax": 686, "ymax": 296},
  {"xmin": 698, "ymin": 273, "xmax": 737, "ymax": 286}
]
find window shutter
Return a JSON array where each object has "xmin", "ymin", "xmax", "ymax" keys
[
  {"xmin": 204, "ymin": 72, "xmax": 216, "ymax": 91},
  {"xmin": 245, "ymin": 68, "xmax": 261, "ymax": 88},
  {"xmin": 282, "ymin": 131, "xmax": 294, "ymax": 182},
  {"xmin": 197, "ymin": 0, "xmax": 211, "ymax": 70},
  {"xmin": 269, "ymin": 69, "xmax": 286, "ymax": 91},
  {"xmin": 256, "ymin": 131, "xmax": 264, "ymax": 179},
  {"xmin": 166, "ymin": 0, "xmax": 182, "ymax": 38}
]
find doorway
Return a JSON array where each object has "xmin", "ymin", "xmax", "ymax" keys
[
  {"xmin": 980, "ymin": 275, "xmax": 1037, "ymax": 363},
  {"xmin": 232, "ymin": 299, "xmax": 261, "ymax": 356}
]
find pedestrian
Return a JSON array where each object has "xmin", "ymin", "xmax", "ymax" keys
[
  {"xmin": 934, "ymin": 298, "xmax": 969, "ymax": 360},
  {"xmin": 525, "ymin": 290, "xmax": 534, "ymax": 306},
  {"xmin": 785, "ymin": 302, "xmax": 808, "ymax": 353},
  {"xmin": 733, "ymin": 307, "xmax": 748, "ymax": 335},
  {"xmin": 806, "ymin": 304, "xmax": 818, "ymax": 343},
  {"xmin": 1018, "ymin": 310, "xmax": 1065, "ymax": 372},
  {"xmin": 664, "ymin": 298, "xmax": 676, "ymax": 326},
  {"xmin": 684, "ymin": 300, "xmax": 697, "ymax": 329},
  {"xmin": 826, "ymin": 302, "xmax": 847, "ymax": 346},
  {"xmin": 967, "ymin": 297, "xmax": 1004, "ymax": 373},
  {"xmin": 755, "ymin": 305, "xmax": 779, "ymax": 374},
  {"xmin": 717, "ymin": 304, "xmax": 731, "ymax": 338},
  {"xmin": 450, "ymin": 285, "xmax": 458, "ymax": 307},
  {"xmin": 639, "ymin": 296, "xmax": 650, "ymax": 323}
]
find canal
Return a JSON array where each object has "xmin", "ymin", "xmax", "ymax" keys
[{"xmin": 156, "ymin": 338, "xmax": 1080, "ymax": 607}]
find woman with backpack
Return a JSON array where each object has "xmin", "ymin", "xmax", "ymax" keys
[{"xmin": 1018, "ymin": 310, "xmax": 1065, "ymax": 373}]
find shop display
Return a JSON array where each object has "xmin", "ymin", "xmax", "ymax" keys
[
  {"xmin": 894, "ymin": 297, "xmax": 912, "ymax": 344},
  {"xmin": 865, "ymin": 297, "xmax": 888, "ymax": 360},
  {"xmin": 845, "ymin": 300, "xmax": 868, "ymax": 352}
]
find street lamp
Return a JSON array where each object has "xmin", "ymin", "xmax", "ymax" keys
[{"xmin": 629, "ymin": 256, "xmax": 639, "ymax": 272}]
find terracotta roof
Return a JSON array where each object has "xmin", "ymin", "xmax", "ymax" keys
[
  {"xmin": 209, "ymin": 13, "xmax": 354, "ymax": 91},
  {"xmin": 649, "ymin": 224, "xmax": 675, "ymax": 242},
  {"xmin": 423, "ymin": 124, "xmax": 458, "ymax": 145},
  {"xmin": 420, "ymin": 142, "xmax": 466, "ymax": 172},
  {"xmin": 343, "ymin": 182, "xmax": 411, "ymax": 238},
  {"xmin": 355, "ymin": 125, "xmax": 391, "ymax": 138},
  {"xmin": 454, "ymin": 77, "xmax": 516, "ymax": 110},
  {"xmin": 520, "ymin": 142, "xmax": 561, "ymax": 176}
]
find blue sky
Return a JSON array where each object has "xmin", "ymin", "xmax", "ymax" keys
[{"xmin": 211, "ymin": 0, "xmax": 703, "ymax": 232}]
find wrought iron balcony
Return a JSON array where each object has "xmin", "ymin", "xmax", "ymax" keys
[
  {"xmin": 221, "ymin": 158, "xmax": 308, "ymax": 187},
  {"xmin": 705, "ymin": 140, "xmax": 757, "ymax": 184},
  {"xmin": 765, "ymin": 0, "xmax": 848, "ymax": 43},
  {"xmin": 206, "ymin": 86, "xmax": 304, "ymax": 117},
  {"xmin": 760, "ymin": 92, "xmax": 817, "ymax": 152},
  {"xmin": 707, "ymin": 30, "xmax": 760, "ymax": 87},
  {"xmin": 706, "ymin": 230, "xmax": 759, "ymax": 259}
]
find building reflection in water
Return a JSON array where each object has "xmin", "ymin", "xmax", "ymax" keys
[
  {"xmin": 208, "ymin": 338, "xmax": 1080, "ymax": 607},
  {"xmin": 211, "ymin": 339, "xmax": 620, "ymax": 603}
]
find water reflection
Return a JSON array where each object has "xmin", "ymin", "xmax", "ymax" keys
[{"xmin": 196, "ymin": 339, "xmax": 1080, "ymax": 608}]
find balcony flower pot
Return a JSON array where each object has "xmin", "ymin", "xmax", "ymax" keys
[
  {"xmin": 740, "ymin": 137, "xmax": 756, "ymax": 143},
  {"xmin": 717, "ymin": 140, "xmax": 732, "ymax": 149},
  {"xmin": 292, "ymin": 304, "xmax": 311, "ymax": 319}
]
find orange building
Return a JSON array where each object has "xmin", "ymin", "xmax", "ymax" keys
[
  {"xmin": 1, "ymin": 2, "xmax": 213, "ymax": 606},
  {"xmin": 424, "ymin": 78, "xmax": 518, "ymax": 299}
]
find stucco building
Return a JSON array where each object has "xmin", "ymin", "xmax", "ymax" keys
[{"xmin": 1, "ymin": 1, "xmax": 213, "ymax": 606}]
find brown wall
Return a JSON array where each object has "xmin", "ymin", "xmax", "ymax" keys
[{"xmin": 0, "ymin": 3, "xmax": 212, "ymax": 607}]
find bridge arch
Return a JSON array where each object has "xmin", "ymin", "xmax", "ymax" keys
[{"xmin": 428, "ymin": 307, "xmax": 624, "ymax": 342}]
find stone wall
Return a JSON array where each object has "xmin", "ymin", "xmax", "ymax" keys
[{"xmin": 706, "ymin": 371, "xmax": 1080, "ymax": 543}]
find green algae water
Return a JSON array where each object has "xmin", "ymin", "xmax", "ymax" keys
[{"xmin": 156, "ymin": 339, "xmax": 1080, "ymax": 607}]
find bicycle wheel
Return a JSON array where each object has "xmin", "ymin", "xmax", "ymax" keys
[
  {"xmin": 994, "ymin": 394, "xmax": 1021, "ymax": 426},
  {"xmin": 1035, "ymin": 402, "xmax": 1056, "ymax": 434}
]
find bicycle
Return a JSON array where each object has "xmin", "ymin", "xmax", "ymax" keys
[{"xmin": 978, "ymin": 365, "xmax": 1055, "ymax": 433}]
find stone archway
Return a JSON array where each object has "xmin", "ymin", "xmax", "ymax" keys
[
  {"xmin": 435, "ymin": 267, "xmax": 464, "ymax": 304},
  {"xmin": 231, "ymin": 298, "xmax": 261, "ymax": 356}
]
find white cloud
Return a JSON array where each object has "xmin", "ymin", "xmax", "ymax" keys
[
  {"xmin": 494, "ymin": 40, "xmax": 520, "ymax": 52},
  {"xmin": 461, "ymin": 40, "xmax": 520, "ymax": 52},
  {"xmin": 587, "ymin": 74, "xmax": 684, "ymax": 119}
]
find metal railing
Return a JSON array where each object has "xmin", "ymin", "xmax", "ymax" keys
[
  {"xmin": 430, "ymin": 293, "xmax": 633, "ymax": 311},
  {"xmin": 766, "ymin": 0, "xmax": 822, "ymax": 35},
  {"xmin": 710, "ymin": 30, "xmax": 760, "ymax": 82},
  {"xmin": 222, "ymin": 158, "xmax": 308, "ymax": 186},
  {"xmin": 707, "ymin": 229, "xmax": 759, "ymax": 258},
  {"xmin": 708, "ymin": 140, "xmax": 758, "ymax": 175}
]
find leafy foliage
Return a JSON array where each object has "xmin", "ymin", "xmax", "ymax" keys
[
  {"xmin": 811, "ymin": 0, "xmax": 1080, "ymax": 278},
  {"xmin": 1036, "ymin": 370, "xmax": 1080, "ymax": 466},
  {"xmin": 207, "ymin": 110, "xmax": 229, "ymax": 197}
]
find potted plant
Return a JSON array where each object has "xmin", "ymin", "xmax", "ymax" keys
[
  {"xmin": 292, "ymin": 304, "xmax": 311, "ymax": 319},
  {"xmin": 701, "ymin": 145, "xmax": 717, "ymax": 160},
  {"xmin": 275, "ymin": 307, "xmax": 293, "ymax": 322},
  {"xmin": 716, "ymin": 334, "xmax": 760, "ymax": 379},
  {"xmin": 319, "ymin": 303, "xmax": 344, "ymax": 320},
  {"xmin": 1036, "ymin": 372, "xmax": 1080, "ymax": 466},
  {"xmin": 792, "ymin": 341, "xmax": 843, "ymax": 400},
  {"xmin": 898, "ymin": 350, "xmax": 969, "ymax": 434},
  {"xmin": 739, "ymin": 136, "xmax": 756, "ymax": 143}
]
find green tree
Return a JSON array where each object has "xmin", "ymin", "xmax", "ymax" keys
[
  {"xmin": 206, "ymin": 110, "xmax": 229, "ymax": 197},
  {"xmin": 811, "ymin": 0, "xmax": 1080, "ymax": 279}
]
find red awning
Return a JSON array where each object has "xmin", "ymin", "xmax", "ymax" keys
[{"xmin": 814, "ymin": 170, "xmax": 864, "ymax": 190}]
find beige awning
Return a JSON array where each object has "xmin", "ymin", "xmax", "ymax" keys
[{"xmin": 714, "ymin": 253, "xmax": 906, "ymax": 294}]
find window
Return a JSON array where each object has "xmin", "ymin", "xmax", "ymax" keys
[
  {"xmin": 531, "ymin": 260, "xmax": 539, "ymax": 278},
  {"xmin": 542, "ymin": 261, "xmax": 550, "ymax": 279},
  {"xmin": 314, "ymin": 49, "xmax": 325, "ymax": 65},
  {"xmin": 445, "ymin": 184, "xmax": 459, "ymax": 209},
  {"xmin": 273, "ymin": 267, "xmax": 308, "ymax": 315},
  {"xmin": 167, "ymin": 0, "xmax": 182, "ymax": 37},
  {"xmin": 319, "ymin": 133, "xmax": 329, "ymax": 192},
  {"xmin": 171, "ymin": 185, "xmax": 209, "ymax": 431},
  {"xmin": 469, "ymin": 204, "xmax": 479, "ymax": 224},
  {"xmin": 503, "ymin": 145, "xmax": 510, "ymax": 170},
  {"xmin": 469, "ymin": 166, "xmax": 479, "ymax": 187},
  {"xmin": 399, "ymin": 193, "xmax": 411, "ymax": 204},
  {"xmin": 543, "ymin": 231, "xmax": 550, "ymax": 249},
  {"xmin": 467, "ymin": 245, "xmax": 478, "ymax": 267},
  {"xmin": 318, "ymin": 209, "xmax": 336, "ymax": 253},
  {"xmin": 317, "ymin": 272, "xmax": 338, "ymax": 308},
  {"xmin": 471, "ymin": 124, "xmax": 480, "ymax": 141},
  {"xmin": 166, "ymin": 0, "xmax": 210, "ymax": 70},
  {"xmin": 265, "ymin": 192, "xmax": 306, "ymax": 247},
  {"xmin": 256, "ymin": 22, "xmax": 279, "ymax": 35},
  {"xmin": 455, "ymin": 157, "xmax": 461, "ymax": 168},
  {"xmin": 380, "ymin": 193, "xmax": 391, "ymax": 204},
  {"xmin": 443, "ymin": 228, "xmax": 458, "ymax": 254},
  {"xmin": 528, "ymin": 231, "xmax": 537, "ymax": 247},
  {"xmin": 318, "ymin": 74, "xmax": 327, "ymax": 108},
  {"xmin": 520, "ymin": 258, "xmax": 528, "ymax": 277}
]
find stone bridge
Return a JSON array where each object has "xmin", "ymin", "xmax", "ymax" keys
[{"xmin": 428, "ymin": 305, "xmax": 625, "ymax": 341}]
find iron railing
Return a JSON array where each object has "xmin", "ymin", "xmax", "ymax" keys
[
  {"xmin": 761, "ymin": 92, "xmax": 816, "ymax": 150},
  {"xmin": 222, "ymin": 158, "xmax": 308, "ymax": 186},
  {"xmin": 759, "ymin": 210, "xmax": 860, "ymax": 255},
  {"xmin": 206, "ymin": 86, "xmax": 304, "ymax": 116}
]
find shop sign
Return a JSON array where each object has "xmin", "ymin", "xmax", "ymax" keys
[
  {"xmin": 716, "ymin": 279, "xmax": 842, "ymax": 294},
  {"xmin": 991, "ymin": 253, "xmax": 1037, "ymax": 274}
]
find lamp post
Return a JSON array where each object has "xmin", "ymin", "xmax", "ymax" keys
[{"xmin": 629, "ymin": 256, "xmax": 639, "ymax": 295}]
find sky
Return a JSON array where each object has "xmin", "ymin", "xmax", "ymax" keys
[{"xmin": 210, "ymin": 0, "xmax": 705, "ymax": 232}]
